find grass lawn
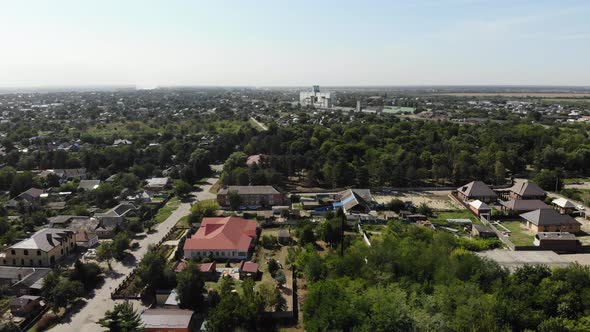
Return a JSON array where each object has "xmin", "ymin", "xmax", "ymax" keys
[
  {"xmin": 560, "ymin": 188, "xmax": 590, "ymax": 205},
  {"xmin": 154, "ymin": 197, "xmax": 181, "ymax": 223},
  {"xmin": 500, "ymin": 221, "xmax": 535, "ymax": 246},
  {"xmin": 432, "ymin": 210, "xmax": 480, "ymax": 224}
]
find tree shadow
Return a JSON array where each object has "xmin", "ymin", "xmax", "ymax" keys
[
  {"xmin": 121, "ymin": 253, "xmax": 137, "ymax": 267},
  {"xmin": 59, "ymin": 298, "xmax": 88, "ymax": 324},
  {"xmin": 105, "ymin": 270, "xmax": 125, "ymax": 279}
]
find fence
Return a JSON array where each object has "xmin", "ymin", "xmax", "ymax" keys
[{"xmin": 111, "ymin": 226, "xmax": 177, "ymax": 299}]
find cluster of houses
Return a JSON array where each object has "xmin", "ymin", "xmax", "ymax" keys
[{"xmin": 456, "ymin": 180, "xmax": 583, "ymax": 251}]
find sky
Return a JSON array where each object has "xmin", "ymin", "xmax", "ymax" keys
[{"xmin": 0, "ymin": 0, "xmax": 589, "ymax": 87}]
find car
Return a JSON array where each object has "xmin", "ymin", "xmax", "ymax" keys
[{"xmin": 577, "ymin": 205, "xmax": 585, "ymax": 211}]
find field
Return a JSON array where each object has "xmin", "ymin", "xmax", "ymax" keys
[
  {"xmin": 499, "ymin": 221, "xmax": 535, "ymax": 246},
  {"xmin": 154, "ymin": 197, "xmax": 180, "ymax": 223},
  {"xmin": 382, "ymin": 106, "xmax": 415, "ymax": 114},
  {"xmin": 436, "ymin": 92, "xmax": 590, "ymax": 98},
  {"xmin": 373, "ymin": 190, "xmax": 458, "ymax": 210}
]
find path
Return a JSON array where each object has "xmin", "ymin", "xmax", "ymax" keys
[
  {"xmin": 249, "ymin": 116, "xmax": 268, "ymax": 131},
  {"xmin": 50, "ymin": 175, "xmax": 219, "ymax": 332}
]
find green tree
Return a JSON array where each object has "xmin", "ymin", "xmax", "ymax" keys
[
  {"xmin": 173, "ymin": 180, "xmax": 192, "ymax": 199},
  {"xmin": 97, "ymin": 302, "xmax": 144, "ymax": 332},
  {"xmin": 189, "ymin": 200, "xmax": 219, "ymax": 223},
  {"xmin": 96, "ymin": 242, "xmax": 115, "ymax": 270},
  {"xmin": 176, "ymin": 261, "xmax": 205, "ymax": 311},
  {"xmin": 52, "ymin": 279, "xmax": 84, "ymax": 312},
  {"xmin": 228, "ymin": 190, "xmax": 242, "ymax": 210}
]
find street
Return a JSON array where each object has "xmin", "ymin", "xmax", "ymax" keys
[{"xmin": 50, "ymin": 174, "xmax": 218, "ymax": 332}]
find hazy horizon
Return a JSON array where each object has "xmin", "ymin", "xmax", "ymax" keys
[{"xmin": 1, "ymin": 0, "xmax": 589, "ymax": 87}]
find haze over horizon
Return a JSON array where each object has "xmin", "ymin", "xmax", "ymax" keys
[{"xmin": 1, "ymin": 0, "xmax": 589, "ymax": 88}]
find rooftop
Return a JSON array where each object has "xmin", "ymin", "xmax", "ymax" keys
[
  {"xmin": 141, "ymin": 309, "xmax": 194, "ymax": 329},
  {"xmin": 10, "ymin": 228, "xmax": 73, "ymax": 252},
  {"xmin": 184, "ymin": 217, "xmax": 257, "ymax": 252},
  {"xmin": 218, "ymin": 186, "xmax": 280, "ymax": 195}
]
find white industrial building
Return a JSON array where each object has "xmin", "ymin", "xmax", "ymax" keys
[{"xmin": 300, "ymin": 85, "xmax": 334, "ymax": 108}]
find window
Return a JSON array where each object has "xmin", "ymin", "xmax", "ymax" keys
[
  {"xmin": 37, "ymin": 250, "xmax": 41, "ymax": 256},
  {"xmin": 10, "ymin": 249, "xmax": 15, "ymax": 255},
  {"xmin": 29, "ymin": 259, "xmax": 33, "ymax": 266},
  {"xmin": 24, "ymin": 250, "xmax": 29, "ymax": 256},
  {"xmin": 39, "ymin": 260, "xmax": 42, "ymax": 265},
  {"xmin": 60, "ymin": 249, "xmax": 63, "ymax": 255}
]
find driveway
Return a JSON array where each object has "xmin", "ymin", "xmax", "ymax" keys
[{"xmin": 50, "ymin": 174, "xmax": 219, "ymax": 332}]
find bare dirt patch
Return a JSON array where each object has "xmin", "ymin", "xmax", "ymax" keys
[{"xmin": 374, "ymin": 190, "xmax": 456, "ymax": 210}]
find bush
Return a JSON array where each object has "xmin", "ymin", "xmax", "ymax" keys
[{"xmin": 268, "ymin": 259, "xmax": 280, "ymax": 275}]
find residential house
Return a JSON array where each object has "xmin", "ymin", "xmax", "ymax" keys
[
  {"xmin": 521, "ymin": 209, "xmax": 581, "ymax": 234},
  {"xmin": 10, "ymin": 295, "xmax": 41, "ymax": 316},
  {"xmin": 49, "ymin": 215, "xmax": 90, "ymax": 228},
  {"xmin": 552, "ymin": 198, "xmax": 578, "ymax": 214},
  {"xmin": 278, "ymin": 229, "xmax": 291, "ymax": 245},
  {"xmin": 217, "ymin": 186, "xmax": 284, "ymax": 208},
  {"xmin": 333, "ymin": 189, "xmax": 373, "ymax": 214},
  {"xmin": 140, "ymin": 308, "xmax": 196, "ymax": 332},
  {"xmin": 456, "ymin": 181, "xmax": 497, "ymax": 203},
  {"xmin": 508, "ymin": 181, "xmax": 546, "ymax": 200},
  {"xmin": 183, "ymin": 217, "xmax": 258, "ymax": 260},
  {"xmin": 468, "ymin": 200, "xmax": 491, "ymax": 217},
  {"xmin": 5, "ymin": 187, "xmax": 44, "ymax": 210},
  {"xmin": 239, "ymin": 261, "xmax": 260, "ymax": 280},
  {"xmin": 75, "ymin": 231, "xmax": 98, "ymax": 248},
  {"xmin": 144, "ymin": 177, "xmax": 171, "ymax": 193},
  {"xmin": 534, "ymin": 232, "xmax": 581, "ymax": 252},
  {"xmin": 1, "ymin": 228, "xmax": 75, "ymax": 267},
  {"xmin": 246, "ymin": 154, "xmax": 267, "ymax": 167},
  {"xmin": 40, "ymin": 168, "xmax": 87, "ymax": 183},
  {"xmin": 94, "ymin": 203, "xmax": 137, "ymax": 228},
  {"xmin": 199, "ymin": 262, "xmax": 217, "ymax": 281},
  {"xmin": 0, "ymin": 266, "xmax": 51, "ymax": 295},
  {"xmin": 500, "ymin": 199, "xmax": 551, "ymax": 213},
  {"xmin": 113, "ymin": 139, "xmax": 132, "ymax": 146},
  {"xmin": 78, "ymin": 179, "xmax": 101, "ymax": 191}
]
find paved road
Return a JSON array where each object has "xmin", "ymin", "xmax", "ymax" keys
[{"xmin": 50, "ymin": 175, "xmax": 219, "ymax": 332}]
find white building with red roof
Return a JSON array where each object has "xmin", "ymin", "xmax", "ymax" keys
[{"xmin": 183, "ymin": 217, "xmax": 258, "ymax": 260}]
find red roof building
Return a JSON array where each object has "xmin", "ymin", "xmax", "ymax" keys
[{"xmin": 183, "ymin": 217, "xmax": 258, "ymax": 260}]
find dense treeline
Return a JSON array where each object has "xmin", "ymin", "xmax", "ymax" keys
[
  {"xmin": 244, "ymin": 119, "xmax": 590, "ymax": 188},
  {"xmin": 300, "ymin": 223, "xmax": 590, "ymax": 331}
]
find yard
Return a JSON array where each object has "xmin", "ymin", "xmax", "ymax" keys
[
  {"xmin": 499, "ymin": 221, "xmax": 535, "ymax": 246},
  {"xmin": 154, "ymin": 197, "xmax": 180, "ymax": 223},
  {"xmin": 373, "ymin": 190, "xmax": 458, "ymax": 211},
  {"xmin": 431, "ymin": 210, "xmax": 481, "ymax": 224}
]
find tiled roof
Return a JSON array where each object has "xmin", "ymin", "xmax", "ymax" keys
[
  {"xmin": 457, "ymin": 181, "xmax": 496, "ymax": 198},
  {"xmin": 11, "ymin": 228, "xmax": 73, "ymax": 252},
  {"xmin": 510, "ymin": 181, "xmax": 546, "ymax": 197},
  {"xmin": 141, "ymin": 309, "xmax": 194, "ymax": 329},
  {"xmin": 218, "ymin": 186, "xmax": 280, "ymax": 195},
  {"xmin": 521, "ymin": 209, "xmax": 580, "ymax": 227},
  {"xmin": 184, "ymin": 217, "xmax": 257, "ymax": 252}
]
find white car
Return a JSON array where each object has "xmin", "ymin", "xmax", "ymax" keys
[{"xmin": 577, "ymin": 205, "xmax": 586, "ymax": 211}]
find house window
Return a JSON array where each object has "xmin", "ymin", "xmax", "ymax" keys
[
  {"xmin": 39, "ymin": 260, "xmax": 42, "ymax": 265},
  {"xmin": 61, "ymin": 249, "xmax": 63, "ymax": 255},
  {"xmin": 37, "ymin": 250, "xmax": 41, "ymax": 256},
  {"xmin": 24, "ymin": 250, "xmax": 28, "ymax": 256},
  {"xmin": 11, "ymin": 249, "xmax": 15, "ymax": 255},
  {"xmin": 29, "ymin": 259, "xmax": 33, "ymax": 266}
]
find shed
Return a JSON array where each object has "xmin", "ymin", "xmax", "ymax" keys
[{"xmin": 472, "ymin": 224, "xmax": 496, "ymax": 238}]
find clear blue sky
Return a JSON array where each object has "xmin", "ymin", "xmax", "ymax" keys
[{"xmin": 0, "ymin": 0, "xmax": 589, "ymax": 87}]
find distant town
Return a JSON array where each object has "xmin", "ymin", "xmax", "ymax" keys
[{"xmin": 1, "ymin": 85, "xmax": 590, "ymax": 331}]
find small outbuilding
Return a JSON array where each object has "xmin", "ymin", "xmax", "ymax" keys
[
  {"xmin": 472, "ymin": 224, "xmax": 496, "ymax": 238},
  {"xmin": 534, "ymin": 232, "xmax": 581, "ymax": 252},
  {"xmin": 552, "ymin": 198, "xmax": 578, "ymax": 215},
  {"xmin": 278, "ymin": 229, "xmax": 291, "ymax": 245}
]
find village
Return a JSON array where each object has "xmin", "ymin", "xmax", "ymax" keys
[{"xmin": 2, "ymin": 145, "xmax": 590, "ymax": 331}]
